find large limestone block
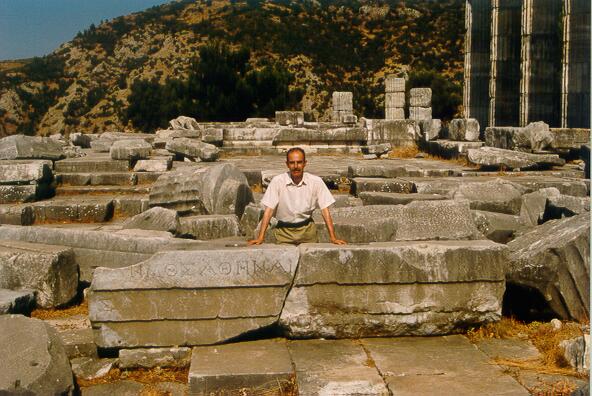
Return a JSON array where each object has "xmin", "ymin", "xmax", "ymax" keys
[
  {"xmin": 467, "ymin": 147, "xmax": 565, "ymax": 170},
  {"xmin": 359, "ymin": 192, "xmax": 446, "ymax": 206},
  {"xmin": 409, "ymin": 106, "xmax": 432, "ymax": 121},
  {"xmin": 89, "ymin": 245, "xmax": 299, "ymax": 348},
  {"xmin": 169, "ymin": 116, "xmax": 199, "ymax": 130},
  {"xmin": 519, "ymin": 187, "xmax": 561, "ymax": 226},
  {"xmin": 177, "ymin": 214, "xmax": 241, "ymax": 240},
  {"xmin": 0, "ymin": 183, "xmax": 53, "ymax": 204},
  {"xmin": 222, "ymin": 127, "xmax": 280, "ymax": 141},
  {"xmin": 385, "ymin": 92, "xmax": 405, "ymax": 108},
  {"xmin": 165, "ymin": 138, "xmax": 219, "ymax": 162},
  {"xmin": 452, "ymin": 179, "xmax": 525, "ymax": 215},
  {"xmin": 120, "ymin": 347, "xmax": 192, "ymax": 369},
  {"xmin": 351, "ymin": 177, "xmax": 415, "ymax": 195},
  {"xmin": 507, "ymin": 213, "xmax": 590, "ymax": 321},
  {"xmin": 471, "ymin": 210, "xmax": 526, "ymax": 244},
  {"xmin": 0, "ymin": 160, "xmax": 53, "ymax": 184},
  {"xmin": 543, "ymin": 195, "xmax": 590, "ymax": 221},
  {"xmin": 280, "ymin": 241, "xmax": 506, "ymax": 338},
  {"xmin": 0, "ymin": 135, "xmax": 65, "ymax": 160},
  {"xmin": 419, "ymin": 118, "xmax": 442, "ymax": 141},
  {"xmin": 0, "ymin": 204, "xmax": 35, "ymax": 226},
  {"xmin": 448, "ymin": 118, "xmax": 480, "ymax": 141},
  {"xmin": 0, "ymin": 288, "xmax": 36, "ymax": 314},
  {"xmin": 273, "ymin": 127, "xmax": 367, "ymax": 143},
  {"xmin": 367, "ymin": 119, "xmax": 419, "ymax": 146},
  {"xmin": 385, "ymin": 107, "xmax": 405, "ymax": 120},
  {"xmin": 409, "ymin": 88, "xmax": 432, "ymax": 107},
  {"xmin": 385, "ymin": 75, "xmax": 405, "ymax": 92},
  {"xmin": 484, "ymin": 126, "xmax": 527, "ymax": 150},
  {"xmin": 525, "ymin": 121, "xmax": 553, "ymax": 152},
  {"xmin": 149, "ymin": 163, "xmax": 254, "ymax": 217},
  {"xmin": 0, "ymin": 240, "xmax": 77, "ymax": 308},
  {"xmin": 109, "ymin": 139, "xmax": 152, "ymax": 160},
  {"xmin": 122, "ymin": 207, "xmax": 179, "ymax": 233},
  {"xmin": 332, "ymin": 91, "xmax": 353, "ymax": 111},
  {"xmin": 551, "ymin": 128, "xmax": 590, "ymax": 150},
  {"xmin": 0, "ymin": 315, "xmax": 74, "ymax": 395},
  {"xmin": 275, "ymin": 111, "xmax": 304, "ymax": 126}
]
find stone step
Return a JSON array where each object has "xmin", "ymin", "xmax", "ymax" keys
[
  {"xmin": 177, "ymin": 215, "xmax": 242, "ymax": 240},
  {"xmin": 55, "ymin": 185, "xmax": 151, "ymax": 196},
  {"xmin": 54, "ymin": 157, "xmax": 130, "ymax": 173},
  {"xmin": 56, "ymin": 172, "xmax": 164, "ymax": 187},
  {"xmin": 30, "ymin": 198, "xmax": 115, "ymax": 224},
  {"xmin": 351, "ymin": 177, "xmax": 416, "ymax": 195}
]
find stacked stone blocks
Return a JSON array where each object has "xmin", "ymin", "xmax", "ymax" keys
[
  {"xmin": 385, "ymin": 75, "xmax": 405, "ymax": 120},
  {"xmin": 331, "ymin": 92, "xmax": 355, "ymax": 123},
  {"xmin": 409, "ymin": 88, "xmax": 432, "ymax": 121}
]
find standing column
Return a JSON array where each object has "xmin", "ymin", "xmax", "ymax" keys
[
  {"xmin": 490, "ymin": 0, "xmax": 522, "ymax": 126},
  {"xmin": 561, "ymin": 0, "xmax": 591, "ymax": 128},
  {"xmin": 384, "ymin": 75, "xmax": 405, "ymax": 120},
  {"xmin": 464, "ymin": 0, "xmax": 491, "ymax": 128},
  {"xmin": 520, "ymin": 0, "xmax": 562, "ymax": 127},
  {"xmin": 332, "ymin": 92, "xmax": 354, "ymax": 122}
]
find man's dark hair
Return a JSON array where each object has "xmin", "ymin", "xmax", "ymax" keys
[{"xmin": 286, "ymin": 147, "xmax": 306, "ymax": 161}]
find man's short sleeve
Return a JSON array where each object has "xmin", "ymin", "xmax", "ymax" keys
[
  {"xmin": 260, "ymin": 175, "xmax": 280, "ymax": 209},
  {"xmin": 316, "ymin": 178, "xmax": 336, "ymax": 210}
]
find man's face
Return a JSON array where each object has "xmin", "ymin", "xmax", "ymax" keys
[{"xmin": 286, "ymin": 150, "xmax": 306, "ymax": 179}]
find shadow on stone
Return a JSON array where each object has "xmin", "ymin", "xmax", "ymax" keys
[{"xmin": 502, "ymin": 283, "xmax": 556, "ymax": 322}]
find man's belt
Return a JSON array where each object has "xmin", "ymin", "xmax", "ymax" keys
[{"xmin": 276, "ymin": 217, "xmax": 313, "ymax": 229}]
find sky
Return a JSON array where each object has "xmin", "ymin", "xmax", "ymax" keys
[{"xmin": 0, "ymin": 0, "xmax": 172, "ymax": 60}]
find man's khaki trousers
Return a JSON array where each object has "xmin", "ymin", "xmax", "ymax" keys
[{"xmin": 273, "ymin": 222, "xmax": 318, "ymax": 245}]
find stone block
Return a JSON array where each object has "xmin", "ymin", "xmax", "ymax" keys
[
  {"xmin": 361, "ymin": 143, "xmax": 392, "ymax": 156},
  {"xmin": 519, "ymin": 187, "xmax": 561, "ymax": 226},
  {"xmin": 467, "ymin": 147, "xmax": 566, "ymax": 170},
  {"xmin": 448, "ymin": 118, "xmax": 480, "ymax": 141},
  {"xmin": 0, "ymin": 135, "xmax": 65, "ymax": 160},
  {"xmin": 543, "ymin": 195, "xmax": 590, "ymax": 221},
  {"xmin": 0, "ymin": 160, "xmax": 53, "ymax": 185},
  {"xmin": 507, "ymin": 213, "xmax": 590, "ymax": 321},
  {"xmin": 484, "ymin": 126, "xmax": 526, "ymax": 150},
  {"xmin": 71, "ymin": 356, "xmax": 115, "ymax": 381},
  {"xmin": 0, "ymin": 204, "xmax": 34, "ymax": 225},
  {"xmin": 0, "ymin": 289, "xmax": 36, "ymax": 315},
  {"xmin": 385, "ymin": 92, "xmax": 405, "ymax": 108},
  {"xmin": 222, "ymin": 127, "xmax": 280, "ymax": 141},
  {"xmin": 133, "ymin": 159, "xmax": 171, "ymax": 172},
  {"xmin": 550, "ymin": 128, "xmax": 590, "ymax": 150},
  {"xmin": 32, "ymin": 198, "xmax": 114, "ymax": 223},
  {"xmin": 341, "ymin": 114, "xmax": 358, "ymax": 124},
  {"xmin": 275, "ymin": 111, "xmax": 304, "ymax": 126},
  {"xmin": 419, "ymin": 118, "xmax": 442, "ymax": 141},
  {"xmin": 120, "ymin": 347, "xmax": 191, "ymax": 369},
  {"xmin": 149, "ymin": 163, "xmax": 254, "ymax": 218},
  {"xmin": 359, "ymin": 192, "xmax": 446, "ymax": 206},
  {"xmin": 69, "ymin": 132, "xmax": 95, "ymax": 148},
  {"xmin": 169, "ymin": 116, "xmax": 199, "ymax": 130},
  {"xmin": 109, "ymin": 139, "xmax": 151, "ymax": 161},
  {"xmin": 409, "ymin": 106, "xmax": 432, "ymax": 121},
  {"xmin": 165, "ymin": 138, "xmax": 219, "ymax": 162},
  {"xmin": 0, "ymin": 183, "xmax": 53, "ymax": 204},
  {"xmin": 385, "ymin": 75, "xmax": 405, "ymax": 92},
  {"xmin": 560, "ymin": 335, "xmax": 589, "ymax": 373},
  {"xmin": 273, "ymin": 127, "xmax": 367, "ymax": 143},
  {"xmin": 90, "ymin": 172, "xmax": 137, "ymax": 186},
  {"xmin": 59, "ymin": 328, "xmax": 97, "ymax": 359},
  {"xmin": 471, "ymin": 210, "xmax": 526, "ymax": 244},
  {"xmin": 0, "ymin": 315, "xmax": 74, "ymax": 395},
  {"xmin": 582, "ymin": 144, "xmax": 590, "ymax": 178},
  {"xmin": 280, "ymin": 240, "xmax": 506, "ymax": 338},
  {"xmin": 112, "ymin": 195, "xmax": 149, "ymax": 218},
  {"xmin": 177, "ymin": 215, "xmax": 241, "ymax": 240},
  {"xmin": 201, "ymin": 128, "xmax": 224, "ymax": 145},
  {"xmin": 332, "ymin": 91, "xmax": 353, "ymax": 111},
  {"xmin": 385, "ymin": 107, "xmax": 405, "ymax": 120},
  {"xmin": 367, "ymin": 119, "xmax": 419, "ymax": 146},
  {"xmin": 122, "ymin": 207, "xmax": 179, "ymax": 233},
  {"xmin": 409, "ymin": 87, "xmax": 432, "ymax": 107},
  {"xmin": 351, "ymin": 177, "xmax": 415, "ymax": 195},
  {"xmin": 425, "ymin": 140, "xmax": 484, "ymax": 159},
  {"xmin": 0, "ymin": 240, "xmax": 78, "ymax": 308},
  {"xmin": 54, "ymin": 158, "xmax": 129, "ymax": 173},
  {"xmin": 189, "ymin": 340, "xmax": 294, "ymax": 395},
  {"xmin": 452, "ymin": 179, "xmax": 525, "ymax": 215},
  {"xmin": 89, "ymin": 245, "xmax": 299, "ymax": 347},
  {"xmin": 525, "ymin": 121, "xmax": 553, "ymax": 152}
]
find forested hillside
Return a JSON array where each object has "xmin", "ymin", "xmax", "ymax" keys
[{"xmin": 0, "ymin": 0, "xmax": 464, "ymax": 136}]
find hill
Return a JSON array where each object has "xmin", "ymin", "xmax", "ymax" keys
[{"xmin": 0, "ymin": 0, "xmax": 465, "ymax": 136}]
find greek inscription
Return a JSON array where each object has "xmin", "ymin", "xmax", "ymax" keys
[
  {"xmin": 219, "ymin": 262, "xmax": 232, "ymax": 275},
  {"xmin": 165, "ymin": 264, "xmax": 177, "ymax": 277}
]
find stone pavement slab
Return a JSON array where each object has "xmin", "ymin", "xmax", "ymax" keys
[
  {"xmin": 189, "ymin": 339, "xmax": 294, "ymax": 395},
  {"xmin": 362, "ymin": 335, "xmax": 529, "ymax": 395},
  {"xmin": 287, "ymin": 339, "xmax": 389, "ymax": 395}
]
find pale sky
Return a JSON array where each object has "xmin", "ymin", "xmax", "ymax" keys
[{"xmin": 0, "ymin": 0, "xmax": 172, "ymax": 60}]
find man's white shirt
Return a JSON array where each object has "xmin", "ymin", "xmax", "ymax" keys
[{"xmin": 260, "ymin": 172, "xmax": 335, "ymax": 223}]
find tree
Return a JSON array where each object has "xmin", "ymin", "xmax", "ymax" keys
[{"xmin": 406, "ymin": 69, "xmax": 461, "ymax": 121}]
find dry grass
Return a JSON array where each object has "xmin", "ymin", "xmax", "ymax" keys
[
  {"xmin": 421, "ymin": 153, "xmax": 479, "ymax": 168},
  {"xmin": 31, "ymin": 300, "xmax": 88, "ymax": 320},
  {"xmin": 387, "ymin": 145, "xmax": 420, "ymax": 158},
  {"xmin": 77, "ymin": 367, "xmax": 189, "ymax": 388},
  {"xmin": 251, "ymin": 183, "xmax": 263, "ymax": 193},
  {"xmin": 467, "ymin": 317, "xmax": 588, "ymax": 377}
]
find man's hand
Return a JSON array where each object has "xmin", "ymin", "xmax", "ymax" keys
[
  {"xmin": 330, "ymin": 238, "xmax": 347, "ymax": 245},
  {"xmin": 247, "ymin": 238, "xmax": 264, "ymax": 246},
  {"xmin": 321, "ymin": 207, "xmax": 347, "ymax": 245}
]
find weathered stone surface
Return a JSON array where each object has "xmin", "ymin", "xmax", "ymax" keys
[
  {"xmin": 409, "ymin": 87, "xmax": 432, "ymax": 107},
  {"xmin": 419, "ymin": 118, "xmax": 442, "ymax": 141},
  {"xmin": 149, "ymin": 163, "xmax": 253, "ymax": 217},
  {"xmin": 332, "ymin": 91, "xmax": 353, "ymax": 111},
  {"xmin": 351, "ymin": 177, "xmax": 415, "ymax": 195},
  {"xmin": 385, "ymin": 92, "xmax": 405, "ymax": 108},
  {"xmin": 156, "ymin": 129, "xmax": 201, "ymax": 139},
  {"xmin": 288, "ymin": 339, "xmax": 389, "ymax": 395},
  {"xmin": 426, "ymin": 139, "xmax": 484, "ymax": 158},
  {"xmin": 280, "ymin": 240, "xmax": 505, "ymax": 338},
  {"xmin": 0, "ymin": 204, "xmax": 34, "ymax": 225},
  {"xmin": 0, "ymin": 135, "xmax": 65, "ymax": 160},
  {"xmin": 169, "ymin": 115, "xmax": 199, "ymax": 130},
  {"xmin": 55, "ymin": 157, "xmax": 129, "ymax": 173},
  {"xmin": 222, "ymin": 127, "xmax": 280, "ymax": 141},
  {"xmin": 550, "ymin": 128, "xmax": 590, "ymax": 150},
  {"xmin": 0, "ymin": 240, "xmax": 77, "ymax": 308},
  {"xmin": 519, "ymin": 187, "xmax": 561, "ymax": 226},
  {"xmin": 348, "ymin": 163, "xmax": 424, "ymax": 178},
  {"xmin": 525, "ymin": 121, "xmax": 553, "ymax": 152},
  {"xmin": 59, "ymin": 328, "xmax": 97, "ymax": 359},
  {"xmin": 361, "ymin": 143, "xmax": 391, "ymax": 156},
  {"xmin": 0, "ymin": 288, "xmax": 36, "ymax": 314},
  {"xmin": 0, "ymin": 160, "xmax": 53, "ymax": 185},
  {"xmin": 385, "ymin": 107, "xmax": 405, "ymax": 120},
  {"xmin": 452, "ymin": 179, "xmax": 525, "ymax": 214},
  {"xmin": 133, "ymin": 159, "xmax": 171, "ymax": 172},
  {"xmin": 71, "ymin": 357, "xmax": 114, "ymax": 381},
  {"xmin": 275, "ymin": 111, "xmax": 304, "ymax": 126},
  {"xmin": 471, "ymin": 210, "xmax": 526, "ymax": 244},
  {"xmin": 273, "ymin": 127, "xmax": 366, "ymax": 143},
  {"xmin": 122, "ymin": 207, "xmax": 179, "ymax": 233},
  {"xmin": 448, "ymin": 118, "xmax": 480, "ymax": 141},
  {"xmin": 560, "ymin": 335, "xmax": 589, "ymax": 373},
  {"xmin": 507, "ymin": 213, "xmax": 590, "ymax": 321},
  {"xmin": 467, "ymin": 147, "xmax": 566, "ymax": 170},
  {"xmin": 109, "ymin": 139, "xmax": 151, "ymax": 161},
  {"xmin": 119, "ymin": 347, "xmax": 191, "ymax": 369},
  {"xmin": 363, "ymin": 336, "xmax": 529, "ymax": 395},
  {"xmin": 89, "ymin": 245, "xmax": 299, "ymax": 347},
  {"xmin": 165, "ymin": 138, "xmax": 219, "ymax": 162},
  {"xmin": 32, "ymin": 198, "xmax": 114, "ymax": 223},
  {"xmin": 81, "ymin": 380, "xmax": 143, "ymax": 396},
  {"xmin": 475, "ymin": 337, "xmax": 542, "ymax": 361},
  {"xmin": 0, "ymin": 183, "xmax": 53, "ymax": 204},
  {"xmin": 367, "ymin": 119, "xmax": 419, "ymax": 146},
  {"xmin": 359, "ymin": 192, "xmax": 446, "ymax": 205},
  {"xmin": 543, "ymin": 195, "xmax": 590, "ymax": 221},
  {"xmin": 189, "ymin": 340, "xmax": 294, "ymax": 395},
  {"xmin": 581, "ymin": 144, "xmax": 590, "ymax": 178},
  {"xmin": 385, "ymin": 75, "xmax": 405, "ymax": 92},
  {"xmin": 69, "ymin": 132, "xmax": 96, "ymax": 148},
  {"xmin": 0, "ymin": 315, "xmax": 74, "ymax": 395},
  {"xmin": 485, "ymin": 126, "xmax": 528, "ymax": 150},
  {"xmin": 177, "ymin": 214, "xmax": 241, "ymax": 240},
  {"xmin": 409, "ymin": 106, "xmax": 432, "ymax": 121}
]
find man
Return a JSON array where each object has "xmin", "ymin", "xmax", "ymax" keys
[{"xmin": 248, "ymin": 147, "xmax": 347, "ymax": 245}]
